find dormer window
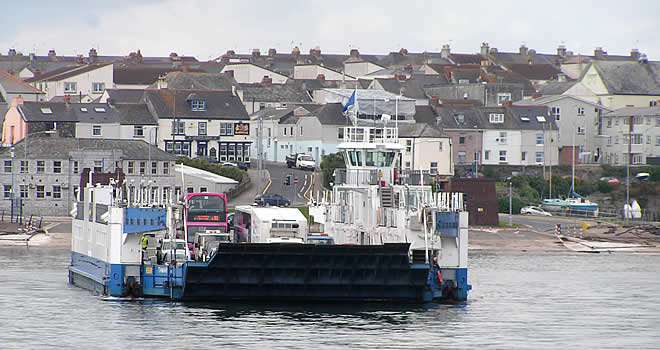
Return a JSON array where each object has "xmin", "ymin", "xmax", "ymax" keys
[
  {"xmin": 40, "ymin": 107, "xmax": 53, "ymax": 114},
  {"xmin": 455, "ymin": 114, "xmax": 465, "ymax": 123},
  {"xmin": 520, "ymin": 116, "xmax": 530, "ymax": 122},
  {"xmin": 536, "ymin": 116, "xmax": 546, "ymax": 122},
  {"xmin": 489, "ymin": 113, "xmax": 504, "ymax": 124},
  {"xmin": 190, "ymin": 100, "xmax": 206, "ymax": 111}
]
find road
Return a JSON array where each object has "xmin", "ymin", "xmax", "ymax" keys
[{"xmin": 266, "ymin": 163, "xmax": 317, "ymax": 206}]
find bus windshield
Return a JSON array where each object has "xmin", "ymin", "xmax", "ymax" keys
[{"xmin": 187, "ymin": 194, "xmax": 227, "ymax": 223}]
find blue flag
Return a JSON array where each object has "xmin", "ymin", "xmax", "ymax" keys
[{"xmin": 342, "ymin": 90, "xmax": 356, "ymax": 113}]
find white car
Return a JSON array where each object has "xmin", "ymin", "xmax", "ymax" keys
[{"xmin": 520, "ymin": 206, "xmax": 552, "ymax": 216}]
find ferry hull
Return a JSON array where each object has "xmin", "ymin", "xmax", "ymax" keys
[{"xmin": 182, "ymin": 243, "xmax": 464, "ymax": 302}]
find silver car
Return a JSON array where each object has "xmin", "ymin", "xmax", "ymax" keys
[{"xmin": 520, "ymin": 206, "xmax": 552, "ymax": 216}]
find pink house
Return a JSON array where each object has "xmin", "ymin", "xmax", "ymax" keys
[{"xmin": 2, "ymin": 96, "xmax": 27, "ymax": 146}]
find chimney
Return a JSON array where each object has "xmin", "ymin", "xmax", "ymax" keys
[
  {"xmin": 316, "ymin": 74, "xmax": 325, "ymax": 81},
  {"xmin": 528, "ymin": 49, "xmax": 536, "ymax": 57},
  {"xmin": 89, "ymin": 48, "xmax": 98, "ymax": 63},
  {"xmin": 403, "ymin": 64, "xmax": 413, "ymax": 74},
  {"xmin": 630, "ymin": 48, "xmax": 640, "ymax": 59},
  {"xmin": 252, "ymin": 48, "xmax": 261, "ymax": 58},
  {"xmin": 170, "ymin": 52, "xmax": 180, "ymax": 61},
  {"xmin": 399, "ymin": 48, "xmax": 408, "ymax": 55},
  {"xmin": 76, "ymin": 55, "xmax": 84, "ymax": 64},
  {"xmin": 395, "ymin": 73, "xmax": 406, "ymax": 81},
  {"xmin": 48, "ymin": 49, "xmax": 56, "ymax": 61},
  {"xmin": 502, "ymin": 100, "xmax": 513, "ymax": 108},
  {"xmin": 557, "ymin": 45, "xmax": 567, "ymax": 57},
  {"xmin": 261, "ymin": 75, "xmax": 272, "ymax": 86},
  {"xmin": 532, "ymin": 93, "xmax": 542, "ymax": 99},
  {"xmin": 225, "ymin": 70, "xmax": 234, "ymax": 79},
  {"xmin": 64, "ymin": 95, "xmax": 71, "ymax": 108},
  {"xmin": 292, "ymin": 46, "xmax": 300, "ymax": 58},
  {"xmin": 480, "ymin": 42, "xmax": 490, "ymax": 57},
  {"xmin": 594, "ymin": 47, "xmax": 606, "ymax": 58},
  {"xmin": 29, "ymin": 52, "xmax": 35, "ymax": 62},
  {"xmin": 309, "ymin": 47, "xmax": 321, "ymax": 57},
  {"xmin": 519, "ymin": 44, "xmax": 528, "ymax": 56},
  {"xmin": 557, "ymin": 73, "xmax": 567, "ymax": 82},
  {"xmin": 11, "ymin": 95, "xmax": 24, "ymax": 108},
  {"xmin": 489, "ymin": 47, "xmax": 498, "ymax": 54},
  {"xmin": 268, "ymin": 48, "xmax": 277, "ymax": 57},
  {"xmin": 430, "ymin": 96, "xmax": 439, "ymax": 107},
  {"xmin": 157, "ymin": 75, "xmax": 168, "ymax": 89},
  {"xmin": 349, "ymin": 48, "xmax": 360, "ymax": 60},
  {"xmin": 183, "ymin": 63, "xmax": 189, "ymax": 72},
  {"xmin": 441, "ymin": 44, "xmax": 451, "ymax": 59},
  {"xmin": 639, "ymin": 53, "xmax": 648, "ymax": 64}
]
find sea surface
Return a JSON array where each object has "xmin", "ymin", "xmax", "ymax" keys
[{"xmin": 1, "ymin": 247, "xmax": 658, "ymax": 350}]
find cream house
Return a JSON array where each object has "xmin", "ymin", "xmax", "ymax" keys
[
  {"xmin": 578, "ymin": 61, "xmax": 660, "ymax": 109},
  {"xmin": 25, "ymin": 63, "xmax": 113, "ymax": 102}
]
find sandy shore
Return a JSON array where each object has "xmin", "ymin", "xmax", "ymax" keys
[{"xmin": 2, "ymin": 217, "xmax": 659, "ymax": 253}]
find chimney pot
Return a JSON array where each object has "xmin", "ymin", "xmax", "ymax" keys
[
  {"xmin": 399, "ymin": 48, "xmax": 408, "ymax": 55},
  {"xmin": 268, "ymin": 48, "xmax": 277, "ymax": 57},
  {"xmin": 316, "ymin": 74, "xmax": 325, "ymax": 81},
  {"xmin": 252, "ymin": 48, "xmax": 261, "ymax": 57},
  {"xmin": 630, "ymin": 48, "xmax": 640, "ymax": 59},
  {"xmin": 557, "ymin": 45, "xmax": 567, "ymax": 57},
  {"xmin": 261, "ymin": 75, "xmax": 272, "ymax": 86},
  {"xmin": 480, "ymin": 42, "xmax": 490, "ymax": 57},
  {"xmin": 519, "ymin": 45, "xmax": 528, "ymax": 56},
  {"xmin": 292, "ymin": 46, "xmax": 300, "ymax": 57},
  {"xmin": 441, "ymin": 44, "xmax": 451, "ymax": 59}
]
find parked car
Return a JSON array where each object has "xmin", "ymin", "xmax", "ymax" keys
[
  {"xmin": 306, "ymin": 234, "xmax": 335, "ymax": 245},
  {"xmin": 222, "ymin": 162, "xmax": 248, "ymax": 171},
  {"xmin": 599, "ymin": 177, "xmax": 620, "ymax": 184},
  {"xmin": 255, "ymin": 193, "xmax": 291, "ymax": 207},
  {"xmin": 520, "ymin": 206, "xmax": 552, "ymax": 217}
]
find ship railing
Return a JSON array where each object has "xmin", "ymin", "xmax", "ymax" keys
[
  {"xmin": 334, "ymin": 169, "xmax": 379, "ymax": 185},
  {"xmin": 342, "ymin": 126, "xmax": 399, "ymax": 144},
  {"xmin": 398, "ymin": 170, "xmax": 435, "ymax": 186},
  {"xmin": 433, "ymin": 192, "xmax": 465, "ymax": 212}
]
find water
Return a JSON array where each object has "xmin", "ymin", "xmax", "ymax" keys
[{"xmin": 1, "ymin": 247, "xmax": 659, "ymax": 349}]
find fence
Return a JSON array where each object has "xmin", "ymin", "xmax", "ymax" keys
[{"xmin": 1, "ymin": 199, "xmax": 44, "ymax": 230}]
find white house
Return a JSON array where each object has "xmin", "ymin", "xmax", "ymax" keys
[
  {"xmin": 25, "ymin": 63, "xmax": 113, "ymax": 102},
  {"xmin": 221, "ymin": 63, "xmax": 289, "ymax": 84},
  {"xmin": 600, "ymin": 107, "xmax": 660, "ymax": 166},
  {"xmin": 293, "ymin": 64, "xmax": 356, "ymax": 81}
]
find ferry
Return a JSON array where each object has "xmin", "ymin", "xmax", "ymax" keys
[{"xmin": 69, "ymin": 126, "xmax": 471, "ymax": 302}]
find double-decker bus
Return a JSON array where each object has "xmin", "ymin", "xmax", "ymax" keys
[{"xmin": 185, "ymin": 193, "xmax": 229, "ymax": 251}]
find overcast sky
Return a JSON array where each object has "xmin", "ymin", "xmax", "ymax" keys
[{"xmin": 2, "ymin": 0, "xmax": 658, "ymax": 61}]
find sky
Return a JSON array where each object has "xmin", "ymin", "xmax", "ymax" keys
[{"xmin": 1, "ymin": 0, "xmax": 658, "ymax": 61}]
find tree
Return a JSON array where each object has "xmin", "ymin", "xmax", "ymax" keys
[{"xmin": 319, "ymin": 152, "xmax": 346, "ymax": 188}]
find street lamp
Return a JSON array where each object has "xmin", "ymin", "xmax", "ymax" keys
[
  {"xmin": 10, "ymin": 147, "xmax": 15, "ymax": 220},
  {"xmin": 508, "ymin": 180, "xmax": 512, "ymax": 226}
]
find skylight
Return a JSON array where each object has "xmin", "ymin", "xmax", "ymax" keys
[
  {"xmin": 94, "ymin": 107, "xmax": 106, "ymax": 113},
  {"xmin": 80, "ymin": 107, "xmax": 88, "ymax": 112},
  {"xmin": 536, "ymin": 116, "xmax": 546, "ymax": 122},
  {"xmin": 520, "ymin": 116, "xmax": 530, "ymax": 122},
  {"xmin": 40, "ymin": 107, "xmax": 53, "ymax": 114}
]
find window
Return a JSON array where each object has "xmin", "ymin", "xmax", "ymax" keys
[
  {"xmin": 497, "ymin": 93, "xmax": 511, "ymax": 105},
  {"xmin": 536, "ymin": 152, "xmax": 544, "ymax": 163},
  {"xmin": 577, "ymin": 127, "xmax": 585, "ymax": 134},
  {"xmin": 615, "ymin": 119, "xmax": 620, "ymax": 126},
  {"xmin": 521, "ymin": 152, "xmax": 526, "ymax": 161},
  {"xmin": 94, "ymin": 160, "xmax": 102, "ymax": 172},
  {"xmin": 499, "ymin": 150, "xmax": 507, "ymax": 162},
  {"xmin": 615, "ymin": 136, "xmax": 619, "ymax": 144},
  {"xmin": 20, "ymin": 161, "xmax": 28, "ymax": 173},
  {"xmin": 220, "ymin": 123, "xmax": 234, "ymax": 136},
  {"xmin": 163, "ymin": 162, "xmax": 169, "ymax": 175},
  {"xmin": 405, "ymin": 161, "xmax": 411, "ymax": 169},
  {"xmin": 40, "ymin": 107, "xmax": 53, "ymax": 114},
  {"xmin": 4, "ymin": 160, "xmax": 11, "ymax": 173},
  {"xmin": 300, "ymin": 127, "xmax": 303, "ymax": 135},
  {"xmin": 64, "ymin": 82, "xmax": 77, "ymax": 93},
  {"xmin": 128, "ymin": 161, "xmax": 134, "ymax": 174},
  {"xmin": 151, "ymin": 162, "xmax": 157, "ymax": 175},
  {"xmin": 19, "ymin": 185, "xmax": 28, "ymax": 198},
  {"xmin": 73, "ymin": 161, "xmax": 79, "ymax": 174},
  {"xmin": 459, "ymin": 135, "xmax": 466, "ymax": 144},
  {"xmin": 657, "ymin": 117, "xmax": 660, "ymax": 127},
  {"xmin": 631, "ymin": 134, "xmax": 643, "ymax": 145},
  {"xmin": 198, "ymin": 122, "xmax": 207, "ymax": 136},
  {"xmin": 94, "ymin": 107, "xmax": 106, "ymax": 113},
  {"xmin": 187, "ymin": 187, "xmax": 194, "ymax": 194},
  {"xmin": 430, "ymin": 162, "xmax": 438, "ymax": 173},
  {"xmin": 647, "ymin": 117, "xmax": 652, "ymax": 125},
  {"xmin": 498, "ymin": 132, "xmax": 507, "ymax": 144},
  {"xmin": 53, "ymin": 161, "xmax": 62, "ymax": 173},
  {"xmin": 36, "ymin": 160, "xmax": 45, "ymax": 173},
  {"xmin": 259, "ymin": 103, "xmax": 265, "ymax": 110},
  {"xmin": 139, "ymin": 162, "xmax": 146, "ymax": 175},
  {"xmin": 283, "ymin": 127, "xmax": 287, "ymax": 136},
  {"xmin": 438, "ymin": 142, "xmax": 443, "ymax": 152},
  {"xmin": 92, "ymin": 125, "xmax": 101, "ymax": 136},
  {"xmin": 406, "ymin": 140, "xmax": 412, "ymax": 152},
  {"xmin": 173, "ymin": 120, "xmax": 185, "ymax": 135},
  {"xmin": 36, "ymin": 185, "xmax": 45, "ymax": 199},
  {"xmin": 647, "ymin": 135, "xmax": 652, "ymax": 144},
  {"xmin": 489, "ymin": 113, "xmax": 504, "ymax": 124},
  {"xmin": 190, "ymin": 100, "xmax": 206, "ymax": 111},
  {"xmin": 657, "ymin": 136, "xmax": 660, "ymax": 146},
  {"xmin": 92, "ymin": 82, "xmax": 105, "ymax": 93},
  {"xmin": 577, "ymin": 107, "xmax": 584, "ymax": 116},
  {"xmin": 290, "ymin": 127, "xmax": 294, "ymax": 136},
  {"xmin": 632, "ymin": 154, "xmax": 644, "ymax": 165},
  {"xmin": 536, "ymin": 133, "xmax": 544, "ymax": 145},
  {"xmin": 458, "ymin": 152, "xmax": 466, "ymax": 164},
  {"xmin": 520, "ymin": 116, "xmax": 530, "ymax": 122},
  {"xmin": 607, "ymin": 117, "xmax": 612, "ymax": 128},
  {"xmin": 52, "ymin": 186, "xmax": 61, "ymax": 199},
  {"xmin": 455, "ymin": 114, "xmax": 465, "ymax": 123},
  {"xmin": 536, "ymin": 116, "xmax": 546, "ymax": 122},
  {"xmin": 484, "ymin": 150, "xmax": 490, "ymax": 160},
  {"xmin": 4, "ymin": 185, "xmax": 11, "ymax": 198},
  {"xmin": 338, "ymin": 127, "xmax": 344, "ymax": 139},
  {"xmin": 134, "ymin": 126, "xmax": 144, "ymax": 138},
  {"xmin": 551, "ymin": 107, "xmax": 561, "ymax": 121}
]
